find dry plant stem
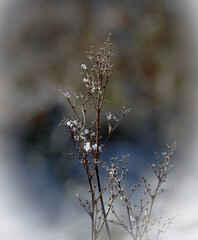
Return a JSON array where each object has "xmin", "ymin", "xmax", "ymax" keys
[
  {"xmin": 59, "ymin": 35, "xmax": 115, "ymax": 240},
  {"xmin": 60, "ymin": 35, "xmax": 175, "ymax": 240},
  {"xmin": 145, "ymin": 183, "xmax": 159, "ymax": 227},
  {"xmin": 87, "ymin": 167, "xmax": 96, "ymax": 240},
  {"xmin": 126, "ymin": 203, "xmax": 133, "ymax": 235},
  {"xmin": 95, "ymin": 109, "xmax": 112, "ymax": 240},
  {"xmin": 96, "ymin": 196, "xmax": 115, "ymax": 238},
  {"xmin": 95, "ymin": 166, "xmax": 112, "ymax": 240}
]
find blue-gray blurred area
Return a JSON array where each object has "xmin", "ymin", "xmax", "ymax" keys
[{"xmin": 0, "ymin": 0, "xmax": 187, "ymax": 239}]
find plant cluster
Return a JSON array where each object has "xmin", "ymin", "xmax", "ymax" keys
[{"xmin": 59, "ymin": 35, "xmax": 176, "ymax": 240}]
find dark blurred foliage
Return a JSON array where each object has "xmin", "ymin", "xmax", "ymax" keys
[{"xmin": 1, "ymin": 0, "xmax": 185, "ymax": 188}]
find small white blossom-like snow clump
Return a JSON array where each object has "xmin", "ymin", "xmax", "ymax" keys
[
  {"xmin": 83, "ymin": 78, "xmax": 89, "ymax": 83},
  {"xmin": 64, "ymin": 92, "xmax": 71, "ymax": 98},
  {"xmin": 109, "ymin": 168, "xmax": 116, "ymax": 176},
  {"xmin": 84, "ymin": 142, "xmax": 91, "ymax": 152},
  {"xmin": 81, "ymin": 64, "xmax": 87, "ymax": 70},
  {"xmin": 91, "ymin": 83, "xmax": 96, "ymax": 93},
  {"xmin": 92, "ymin": 144, "xmax": 102, "ymax": 152},
  {"xmin": 106, "ymin": 112, "xmax": 113, "ymax": 121},
  {"xmin": 92, "ymin": 144, "xmax": 97, "ymax": 151},
  {"xmin": 84, "ymin": 129, "xmax": 89, "ymax": 134},
  {"xmin": 66, "ymin": 121, "xmax": 71, "ymax": 127}
]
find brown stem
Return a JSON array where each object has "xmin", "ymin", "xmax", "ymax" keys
[
  {"xmin": 87, "ymin": 170, "xmax": 96, "ymax": 239},
  {"xmin": 96, "ymin": 196, "xmax": 115, "ymax": 238},
  {"xmin": 95, "ymin": 108, "xmax": 112, "ymax": 240}
]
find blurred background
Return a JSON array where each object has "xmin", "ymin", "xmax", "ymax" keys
[{"xmin": 0, "ymin": 0, "xmax": 197, "ymax": 239}]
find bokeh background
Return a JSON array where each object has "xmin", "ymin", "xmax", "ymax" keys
[{"xmin": 0, "ymin": 0, "xmax": 197, "ymax": 239}]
